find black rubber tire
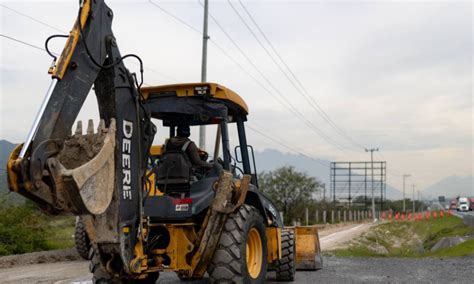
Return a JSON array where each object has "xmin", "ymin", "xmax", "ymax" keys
[
  {"xmin": 208, "ymin": 204, "xmax": 268, "ymax": 284},
  {"xmin": 75, "ymin": 216, "xmax": 92, "ymax": 260},
  {"xmin": 274, "ymin": 230, "xmax": 296, "ymax": 281}
]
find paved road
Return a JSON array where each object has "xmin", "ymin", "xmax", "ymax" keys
[
  {"xmin": 452, "ymin": 210, "xmax": 474, "ymax": 219},
  {"xmin": 0, "ymin": 221, "xmax": 471, "ymax": 283}
]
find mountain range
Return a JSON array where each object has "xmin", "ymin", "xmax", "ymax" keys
[
  {"xmin": 421, "ymin": 175, "xmax": 473, "ymax": 199},
  {"xmin": 0, "ymin": 140, "xmax": 23, "ymax": 204}
]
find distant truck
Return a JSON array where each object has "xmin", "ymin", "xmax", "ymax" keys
[{"xmin": 457, "ymin": 197, "xmax": 470, "ymax": 212}]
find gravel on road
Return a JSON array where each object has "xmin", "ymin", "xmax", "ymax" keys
[
  {"xmin": 292, "ymin": 255, "xmax": 474, "ymax": 284},
  {"xmin": 0, "ymin": 255, "xmax": 472, "ymax": 283}
]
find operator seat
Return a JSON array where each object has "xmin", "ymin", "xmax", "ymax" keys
[{"xmin": 155, "ymin": 140, "xmax": 193, "ymax": 194}]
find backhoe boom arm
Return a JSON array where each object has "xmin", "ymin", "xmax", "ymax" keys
[{"xmin": 6, "ymin": 0, "xmax": 154, "ymax": 273}]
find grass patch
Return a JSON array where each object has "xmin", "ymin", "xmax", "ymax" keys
[
  {"xmin": 429, "ymin": 239, "xmax": 474, "ymax": 257},
  {"xmin": 331, "ymin": 215, "xmax": 474, "ymax": 258},
  {"xmin": 0, "ymin": 203, "xmax": 75, "ymax": 256},
  {"xmin": 412, "ymin": 216, "xmax": 472, "ymax": 251},
  {"xmin": 43, "ymin": 216, "xmax": 75, "ymax": 250}
]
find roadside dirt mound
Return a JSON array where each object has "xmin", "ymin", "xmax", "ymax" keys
[{"xmin": 0, "ymin": 249, "xmax": 81, "ymax": 268}]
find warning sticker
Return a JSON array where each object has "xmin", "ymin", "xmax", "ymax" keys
[{"xmin": 175, "ymin": 204, "xmax": 190, "ymax": 212}]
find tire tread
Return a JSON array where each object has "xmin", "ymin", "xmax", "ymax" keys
[
  {"xmin": 208, "ymin": 204, "xmax": 267, "ymax": 283},
  {"xmin": 274, "ymin": 230, "xmax": 296, "ymax": 281}
]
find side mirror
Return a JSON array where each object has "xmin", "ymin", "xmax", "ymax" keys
[{"xmin": 234, "ymin": 145, "xmax": 259, "ymax": 188}]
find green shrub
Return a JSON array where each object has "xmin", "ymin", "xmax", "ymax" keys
[{"xmin": 0, "ymin": 205, "xmax": 51, "ymax": 255}]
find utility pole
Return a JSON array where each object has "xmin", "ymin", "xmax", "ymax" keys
[
  {"xmin": 322, "ymin": 183, "xmax": 326, "ymax": 202},
  {"xmin": 365, "ymin": 148, "xmax": 378, "ymax": 221},
  {"xmin": 418, "ymin": 190, "xmax": 423, "ymax": 212},
  {"xmin": 402, "ymin": 174, "xmax": 411, "ymax": 212},
  {"xmin": 412, "ymin": 184, "xmax": 416, "ymax": 213},
  {"xmin": 199, "ymin": 0, "xmax": 210, "ymax": 149}
]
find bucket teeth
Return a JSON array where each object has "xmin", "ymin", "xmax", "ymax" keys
[
  {"xmin": 98, "ymin": 119, "xmax": 105, "ymax": 133},
  {"xmin": 75, "ymin": 121, "xmax": 83, "ymax": 136},
  {"xmin": 87, "ymin": 119, "xmax": 94, "ymax": 135}
]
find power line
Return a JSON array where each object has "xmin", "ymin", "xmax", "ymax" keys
[
  {"xmin": 147, "ymin": 1, "xmax": 396, "ymax": 172},
  {"xmin": 246, "ymin": 124, "xmax": 330, "ymax": 168},
  {"xmin": 196, "ymin": 1, "xmax": 351, "ymax": 152},
  {"xmin": 234, "ymin": 0, "xmax": 366, "ymax": 150},
  {"xmin": 250, "ymin": 120, "xmax": 326, "ymax": 163},
  {"xmin": 375, "ymin": 151, "xmax": 404, "ymax": 179},
  {"xmin": 148, "ymin": 0, "xmax": 260, "ymax": 85},
  {"xmin": 149, "ymin": 0, "xmax": 350, "ymax": 152},
  {"xmin": 149, "ymin": 0, "xmax": 348, "ymax": 152},
  {"xmin": 2, "ymin": 3, "xmax": 176, "ymax": 83},
  {"xmin": 148, "ymin": 0, "xmax": 201, "ymax": 34},
  {"xmin": 247, "ymin": 121, "xmax": 329, "ymax": 168},
  {"xmin": 0, "ymin": 33, "xmax": 162, "ymax": 86},
  {"xmin": 0, "ymin": 33, "xmax": 51, "ymax": 53},
  {"xmin": 0, "ymin": 4, "xmax": 66, "ymax": 34}
]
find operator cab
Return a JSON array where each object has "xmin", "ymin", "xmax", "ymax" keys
[{"xmin": 141, "ymin": 83, "xmax": 258, "ymax": 221}]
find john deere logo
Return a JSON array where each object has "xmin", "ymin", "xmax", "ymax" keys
[{"xmin": 122, "ymin": 120, "xmax": 133, "ymax": 200}]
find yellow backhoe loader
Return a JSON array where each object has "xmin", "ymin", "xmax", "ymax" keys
[{"xmin": 6, "ymin": 0, "xmax": 322, "ymax": 282}]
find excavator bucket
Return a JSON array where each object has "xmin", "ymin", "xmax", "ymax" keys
[
  {"xmin": 8, "ymin": 118, "xmax": 117, "ymax": 215},
  {"xmin": 294, "ymin": 226, "xmax": 323, "ymax": 270},
  {"xmin": 47, "ymin": 119, "xmax": 116, "ymax": 215}
]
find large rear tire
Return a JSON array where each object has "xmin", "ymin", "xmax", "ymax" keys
[
  {"xmin": 274, "ymin": 230, "xmax": 295, "ymax": 281},
  {"xmin": 75, "ymin": 216, "xmax": 92, "ymax": 260},
  {"xmin": 208, "ymin": 204, "xmax": 268, "ymax": 283}
]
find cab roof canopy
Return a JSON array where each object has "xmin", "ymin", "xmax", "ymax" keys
[{"xmin": 141, "ymin": 83, "xmax": 248, "ymax": 126}]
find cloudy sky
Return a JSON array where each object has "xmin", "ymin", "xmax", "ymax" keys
[{"xmin": 0, "ymin": 0, "xmax": 472, "ymax": 192}]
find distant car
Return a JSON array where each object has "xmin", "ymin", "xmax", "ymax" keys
[
  {"xmin": 458, "ymin": 197, "xmax": 469, "ymax": 212},
  {"xmin": 450, "ymin": 200, "xmax": 457, "ymax": 210},
  {"xmin": 470, "ymin": 198, "xmax": 474, "ymax": 211}
]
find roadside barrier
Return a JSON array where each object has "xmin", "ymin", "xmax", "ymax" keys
[{"xmin": 380, "ymin": 210, "xmax": 448, "ymax": 222}]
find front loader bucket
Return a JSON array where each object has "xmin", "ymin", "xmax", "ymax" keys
[
  {"xmin": 46, "ymin": 119, "xmax": 116, "ymax": 215},
  {"xmin": 294, "ymin": 226, "xmax": 323, "ymax": 270}
]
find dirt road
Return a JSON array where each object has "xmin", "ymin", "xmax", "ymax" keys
[{"xmin": 319, "ymin": 222, "xmax": 373, "ymax": 251}]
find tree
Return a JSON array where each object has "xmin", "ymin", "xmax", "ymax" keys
[{"xmin": 258, "ymin": 166, "xmax": 321, "ymax": 225}]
